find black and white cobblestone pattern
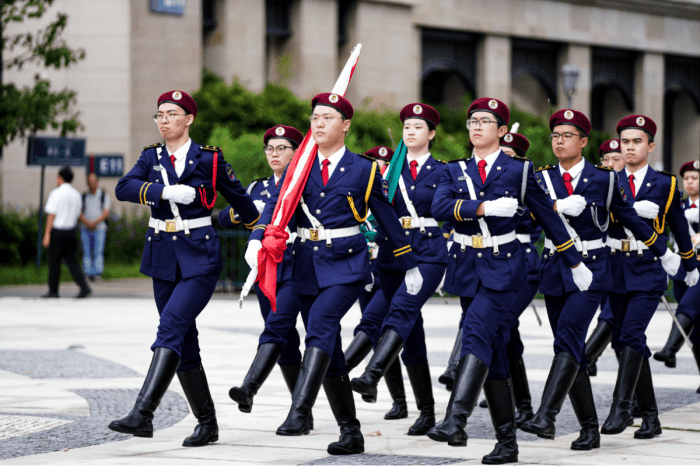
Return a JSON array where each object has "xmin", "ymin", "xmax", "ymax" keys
[{"xmin": 0, "ymin": 350, "xmax": 142, "ymax": 379}]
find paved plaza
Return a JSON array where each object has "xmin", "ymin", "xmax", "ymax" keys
[{"xmin": 0, "ymin": 279, "xmax": 699, "ymax": 464}]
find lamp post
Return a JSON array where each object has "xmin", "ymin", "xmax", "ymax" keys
[{"xmin": 561, "ymin": 63, "xmax": 580, "ymax": 109}]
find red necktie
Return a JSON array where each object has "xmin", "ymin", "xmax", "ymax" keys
[
  {"xmin": 478, "ymin": 159, "xmax": 487, "ymax": 183},
  {"xmin": 629, "ymin": 174, "xmax": 636, "ymax": 198},
  {"xmin": 562, "ymin": 172, "xmax": 574, "ymax": 196},
  {"xmin": 321, "ymin": 159, "xmax": 330, "ymax": 185},
  {"xmin": 691, "ymin": 203, "xmax": 697, "ymax": 209},
  {"xmin": 410, "ymin": 160, "xmax": 418, "ymax": 180},
  {"xmin": 170, "ymin": 154, "xmax": 176, "ymax": 166}
]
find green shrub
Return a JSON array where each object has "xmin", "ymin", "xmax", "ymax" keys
[{"xmin": 0, "ymin": 208, "xmax": 39, "ymax": 266}]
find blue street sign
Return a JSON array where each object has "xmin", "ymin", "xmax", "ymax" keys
[
  {"xmin": 150, "ymin": 0, "xmax": 186, "ymax": 15},
  {"xmin": 88, "ymin": 154, "xmax": 124, "ymax": 177},
  {"xmin": 26, "ymin": 136, "xmax": 86, "ymax": 167}
]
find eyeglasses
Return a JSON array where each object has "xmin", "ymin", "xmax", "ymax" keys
[
  {"xmin": 466, "ymin": 118, "xmax": 498, "ymax": 129},
  {"xmin": 549, "ymin": 132, "xmax": 581, "ymax": 141},
  {"xmin": 153, "ymin": 112, "xmax": 187, "ymax": 122},
  {"xmin": 309, "ymin": 115, "xmax": 340, "ymax": 125},
  {"xmin": 264, "ymin": 145, "xmax": 294, "ymax": 155}
]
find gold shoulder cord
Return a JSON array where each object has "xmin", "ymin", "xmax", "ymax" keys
[
  {"xmin": 349, "ymin": 161, "xmax": 376, "ymax": 222},
  {"xmin": 653, "ymin": 176, "xmax": 676, "ymax": 234}
]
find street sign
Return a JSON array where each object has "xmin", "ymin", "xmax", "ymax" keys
[
  {"xmin": 87, "ymin": 154, "xmax": 124, "ymax": 177},
  {"xmin": 150, "ymin": 0, "xmax": 185, "ymax": 15},
  {"xmin": 26, "ymin": 136, "xmax": 86, "ymax": 167}
]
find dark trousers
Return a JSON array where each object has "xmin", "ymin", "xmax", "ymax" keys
[
  {"xmin": 355, "ymin": 287, "xmax": 389, "ymax": 346},
  {"xmin": 47, "ymin": 229, "xmax": 90, "ymax": 294},
  {"xmin": 608, "ymin": 290, "xmax": 663, "ymax": 359},
  {"xmin": 673, "ymin": 279, "xmax": 700, "ymax": 346},
  {"xmin": 544, "ymin": 290, "xmax": 604, "ymax": 369},
  {"xmin": 152, "ymin": 270, "xmax": 218, "ymax": 371},
  {"xmin": 257, "ymin": 281, "xmax": 303, "ymax": 365},
  {"xmin": 505, "ymin": 280, "xmax": 540, "ymax": 362}
]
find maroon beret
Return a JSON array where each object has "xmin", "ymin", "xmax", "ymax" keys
[
  {"xmin": 158, "ymin": 90, "xmax": 197, "ymax": 117},
  {"xmin": 264, "ymin": 125, "xmax": 304, "ymax": 147},
  {"xmin": 365, "ymin": 146, "xmax": 394, "ymax": 162},
  {"xmin": 598, "ymin": 139, "xmax": 621, "ymax": 158},
  {"xmin": 617, "ymin": 115, "xmax": 656, "ymax": 138},
  {"xmin": 549, "ymin": 109, "xmax": 591, "ymax": 136},
  {"xmin": 680, "ymin": 160, "xmax": 700, "ymax": 176},
  {"xmin": 311, "ymin": 92, "xmax": 354, "ymax": 119},
  {"xmin": 400, "ymin": 103, "xmax": 440, "ymax": 128},
  {"xmin": 500, "ymin": 132, "xmax": 530, "ymax": 156},
  {"xmin": 468, "ymin": 97, "xmax": 509, "ymax": 126}
]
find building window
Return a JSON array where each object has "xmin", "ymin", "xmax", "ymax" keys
[
  {"xmin": 267, "ymin": 0, "xmax": 292, "ymax": 39},
  {"xmin": 202, "ymin": 0, "xmax": 216, "ymax": 39},
  {"xmin": 338, "ymin": 0, "xmax": 354, "ymax": 46}
]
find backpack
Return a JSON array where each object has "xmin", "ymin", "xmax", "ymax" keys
[{"xmin": 82, "ymin": 189, "xmax": 109, "ymax": 228}]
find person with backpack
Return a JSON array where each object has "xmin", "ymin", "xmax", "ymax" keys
[{"xmin": 79, "ymin": 173, "xmax": 111, "ymax": 281}]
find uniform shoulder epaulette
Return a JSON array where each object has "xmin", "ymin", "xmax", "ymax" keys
[
  {"xmin": 143, "ymin": 142, "xmax": 163, "ymax": 151},
  {"xmin": 595, "ymin": 165, "xmax": 613, "ymax": 171},
  {"xmin": 200, "ymin": 145, "xmax": 222, "ymax": 152},
  {"xmin": 510, "ymin": 155, "xmax": 530, "ymax": 163},
  {"xmin": 435, "ymin": 159, "xmax": 447, "ymax": 164},
  {"xmin": 656, "ymin": 169, "xmax": 676, "ymax": 178},
  {"xmin": 356, "ymin": 153, "xmax": 376, "ymax": 163},
  {"xmin": 447, "ymin": 158, "xmax": 468, "ymax": 164},
  {"xmin": 536, "ymin": 165, "xmax": 554, "ymax": 172}
]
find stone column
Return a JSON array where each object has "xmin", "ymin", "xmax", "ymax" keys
[
  {"xmin": 634, "ymin": 52, "xmax": 665, "ymax": 169},
  {"xmin": 476, "ymin": 35, "xmax": 511, "ymax": 102},
  {"xmin": 557, "ymin": 44, "xmax": 591, "ymax": 115}
]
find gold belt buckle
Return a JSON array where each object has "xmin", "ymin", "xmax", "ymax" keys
[
  {"xmin": 309, "ymin": 229, "xmax": 319, "ymax": 241},
  {"xmin": 401, "ymin": 218, "xmax": 412, "ymax": 229},
  {"xmin": 621, "ymin": 240, "xmax": 630, "ymax": 252},
  {"xmin": 472, "ymin": 236, "xmax": 484, "ymax": 249},
  {"xmin": 165, "ymin": 220, "xmax": 177, "ymax": 233}
]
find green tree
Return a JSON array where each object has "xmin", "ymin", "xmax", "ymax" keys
[{"xmin": 1, "ymin": 0, "xmax": 85, "ymax": 148}]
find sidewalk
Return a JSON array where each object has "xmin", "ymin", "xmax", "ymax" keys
[{"xmin": 0, "ymin": 292, "xmax": 698, "ymax": 464}]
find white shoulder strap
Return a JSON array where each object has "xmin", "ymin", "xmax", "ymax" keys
[
  {"xmin": 458, "ymin": 160, "xmax": 491, "ymax": 239},
  {"xmin": 521, "ymin": 160, "xmax": 529, "ymax": 205},
  {"xmin": 298, "ymin": 196, "xmax": 322, "ymax": 230},
  {"xmin": 398, "ymin": 174, "xmax": 420, "ymax": 220},
  {"xmin": 541, "ymin": 169, "xmax": 581, "ymax": 247},
  {"xmin": 246, "ymin": 180, "xmax": 258, "ymax": 195}
]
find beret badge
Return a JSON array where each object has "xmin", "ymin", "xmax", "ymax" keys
[
  {"xmin": 275, "ymin": 127, "xmax": 285, "ymax": 136},
  {"xmin": 610, "ymin": 140, "xmax": 619, "ymax": 150},
  {"xmin": 329, "ymin": 94, "xmax": 339, "ymax": 103},
  {"xmin": 564, "ymin": 110, "xmax": 574, "ymax": 120},
  {"xmin": 413, "ymin": 105, "xmax": 423, "ymax": 114},
  {"xmin": 636, "ymin": 116, "xmax": 645, "ymax": 126},
  {"xmin": 172, "ymin": 91, "xmax": 182, "ymax": 100},
  {"xmin": 504, "ymin": 134, "xmax": 513, "ymax": 143},
  {"xmin": 379, "ymin": 147, "xmax": 388, "ymax": 156},
  {"xmin": 488, "ymin": 99, "xmax": 498, "ymax": 109}
]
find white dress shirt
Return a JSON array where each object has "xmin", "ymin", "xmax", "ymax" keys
[
  {"xmin": 406, "ymin": 152, "xmax": 431, "ymax": 176},
  {"xmin": 473, "ymin": 148, "xmax": 502, "ymax": 178},
  {"xmin": 317, "ymin": 146, "xmax": 347, "ymax": 180},
  {"xmin": 626, "ymin": 164, "xmax": 649, "ymax": 198},
  {"xmin": 168, "ymin": 138, "xmax": 192, "ymax": 177},
  {"xmin": 558, "ymin": 157, "xmax": 586, "ymax": 191},
  {"xmin": 45, "ymin": 182, "xmax": 83, "ymax": 230}
]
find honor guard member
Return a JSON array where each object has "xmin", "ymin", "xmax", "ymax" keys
[
  {"xmin": 601, "ymin": 115, "xmax": 699, "ymax": 438},
  {"xmin": 222, "ymin": 125, "xmax": 310, "ymax": 418},
  {"xmin": 427, "ymin": 97, "xmax": 592, "ymax": 465},
  {"xmin": 109, "ymin": 90, "xmax": 260, "ymax": 445},
  {"xmin": 654, "ymin": 160, "xmax": 700, "ymax": 387},
  {"xmin": 351, "ymin": 103, "xmax": 447, "ymax": 437},
  {"xmin": 247, "ymin": 93, "xmax": 422, "ymax": 455},
  {"xmin": 520, "ymin": 109, "xmax": 672, "ymax": 450},
  {"xmin": 584, "ymin": 138, "xmax": 625, "ymax": 378}
]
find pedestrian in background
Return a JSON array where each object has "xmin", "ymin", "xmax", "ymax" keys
[
  {"xmin": 79, "ymin": 173, "xmax": 111, "ymax": 281},
  {"xmin": 42, "ymin": 166, "xmax": 92, "ymax": 299}
]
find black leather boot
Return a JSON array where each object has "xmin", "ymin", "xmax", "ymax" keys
[
  {"xmin": 482, "ymin": 379, "xmax": 518, "ymax": 465},
  {"xmin": 108, "ymin": 347, "xmax": 180, "ymax": 437},
  {"xmin": 277, "ymin": 347, "xmax": 331, "ymax": 436},
  {"xmin": 634, "ymin": 358, "xmax": 662, "ymax": 439},
  {"xmin": 324, "ymin": 374, "xmax": 365, "ymax": 455},
  {"xmin": 280, "ymin": 362, "xmax": 313, "ymax": 430},
  {"xmin": 585, "ymin": 320, "xmax": 613, "ymax": 377},
  {"xmin": 569, "ymin": 371, "xmax": 600, "ymax": 450},
  {"xmin": 438, "ymin": 329, "xmax": 462, "ymax": 391},
  {"xmin": 383, "ymin": 358, "xmax": 408, "ymax": 420},
  {"xmin": 653, "ymin": 313, "xmax": 693, "ymax": 368},
  {"xmin": 406, "ymin": 362, "xmax": 435, "ymax": 435},
  {"xmin": 177, "ymin": 364, "xmax": 218, "ymax": 447},
  {"xmin": 351, "ymin": 330, "xmax": 403, "ymax": 403},
  {"xmin": 229, "ymin": 343, "xmax": 281, "ymax": 413},
  {"xmin": 344, "ymin": 330, "xmax": 374, "ymax": 372},
  {"xmin": 521, "ymin": 352, "xmax": 579, "ymax": 439},
  {"xmin": 427, "ymin": 354, "xmax": 489, "ymax": 447},
  {"xmin": 509, "ymin": 356, "xmax": 533, "ymax": 427},
  {"xmin": 479, "ymin": 399, "xmax": 488, "ymax": 408},
  {"xmin": 601, "ymin": 346, "xmax": 644, "ymax": 435},
  {"xmin": 693, "ymin": 343, "xmax": 700, "ymax": 394}
]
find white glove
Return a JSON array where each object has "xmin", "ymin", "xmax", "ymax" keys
[
  {"xmin": 660, "ymin": 248, "xmax": 681, "ymax": 276},
  {"xmin": 633, "ymin": 200, "xmax": 660, "ymax": 220},
  {"xmin": 404, "ymin": 266, "xmax": 423, "ymax": 295},
  {"xmin": 245, "ymin": 240, "xmax": 263, "ymax": 269},
  {"xmin": 365, "ymin": 274, "xmax": 374, "ymax": 292},
  {"xmin": 446, "ymin": 241, "xmax": 454, "ymax": 252},
  {"xmin": 253, "ymin": 200, "xmax": 266, "ymax": 213},
  {"xmin": 685, "ymin": 268, "xmax": 699, "ymax": 287},
  {"xmin": 161, "ymin": 185, "xmax": 196, "ymax": 205},
  {"xmin": 685, "ymin": 208, "xmax": 699, "ymax": 224},
  {"xmin": 483, "ymin": 198, "xmax": 519, "ymax": 217},
  {"xmin": 557, "ymin": 195, "xmax": 587, "ymax": 217},
  {"xmin": 571, "ymin": 262, "xmax": 593, "ymax": 292}
]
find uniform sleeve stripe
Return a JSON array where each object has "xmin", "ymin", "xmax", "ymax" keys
[
  {"xmin": 139, "ymin": 182, "xmax": 147, "ymax": 205},
  {"xmin": 245, "ymin": 213, "xmax": 261, "ymax": 227},
  {"xmin": 681, "ymin": 250, "xmax": 695, "ymax": 259},
  {"xmin": 555, "ymin": 239, "xmax": 574, "ymax": 252},
  {"xmin": 142, "ymin": 183, "xmax": 153, "ymax": 203},
  {"xmin": 643, "ymin": 232, "xmax": 657, "ymax": 246},
  {"xmin": 394, "ymin": 248, "xmax": 412, "ymax": 257},
  {"xmin": 393, "ymin": 245, "xmax": 411, "ymax": 254},
  {"xmin": 454, "ymin": 200, "xmax": 463, "ymax": 222}
]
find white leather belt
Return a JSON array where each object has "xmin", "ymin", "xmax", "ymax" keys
[
  {"xmin": 149, "ymin": 216, "xmax": 211, "ymax": 236},
  {"xmin": 517, "ymin": 234, "xmax": 531, "ymax": 244},
  {"xmin": 606, "ymin": 237, "xmax": 648, "ymax": 254},
  {"xmin": 298, "ymin": 226, "xmax": 361, "ymax": 247},
  {"xmin": 399, "ymin": 217, "xmax": 438, "ymax": 232},
  {"xmin": 453, "ymin": 231, "xmax": 517, "ymax": 250},
  {"xmin": 286, "ymin": 232, "xmax": 298, "ymax": 245},
  {"xmin": 545, "ymin": 237, "xmax": 605, "ymax": 258}
]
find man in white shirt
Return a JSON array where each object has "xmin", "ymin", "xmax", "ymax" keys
[
  {"xmin": 42, "ymin": 166, "xmax": 91, "ymax": 298},
  {"xmin": 79, "ymin": 173, "xmax": 111, "ymax": 280}
]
